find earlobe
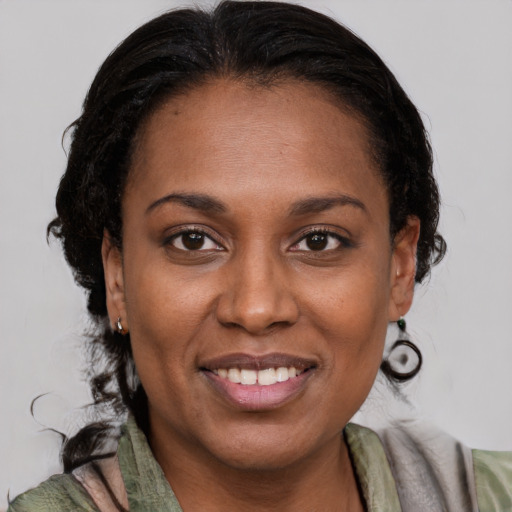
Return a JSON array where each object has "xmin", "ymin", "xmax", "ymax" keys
[
  {"xmin": 101, "ymin": 231, "xmax": 127, "ymax": 331},
  {"xmin": 388, "ymin": 216, "xmax": 420, "ymax": 321}
]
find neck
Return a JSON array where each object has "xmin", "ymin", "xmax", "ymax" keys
[{"xmin": 150, "ymin": 423, "xmax": 364, "ymax": 512}]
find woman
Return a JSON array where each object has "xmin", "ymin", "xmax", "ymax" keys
[{"xmin": 7, "ymin": 1, "xmax": 512, "ymax": 511}]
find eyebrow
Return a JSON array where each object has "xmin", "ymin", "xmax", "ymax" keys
[
  {"xmin": 145, "ymin": 192, "xmax": 366, "ymax": 217},
  {"xmin": 146, "ymin": 193, "xmax": 227, "ymax": 215},
  {"xmin": 289, "ymin": 194, "xmax": 367, "ymax": 216}
]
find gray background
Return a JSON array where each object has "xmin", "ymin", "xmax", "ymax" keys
[{"xmin": 1, "ymin": 0, "xmax": 511, "ymax": 507}]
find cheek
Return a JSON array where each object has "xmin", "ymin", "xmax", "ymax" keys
[
  {"xmin": 305, "ymin": 259, "xmax": 391, "ymax": 334},
  {"xmin": 123, "ymin": 261, "xmax": 217, "ymax": 422},
  {"xmin": 303, "ymin": 257, "xmax": 390, "ymax": 381},
  {"xmin": 122, "ymin": 255, "xmax": 219, "ymax": 378},
  {"xmin": 127, "ymin": 253, "xmax": 211, "ymax": 323}
]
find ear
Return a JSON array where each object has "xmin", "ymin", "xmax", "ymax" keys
[
  {"xmin": 102, "ymin": 230, "xmax": 127, "ymax": 331},
  {"xmin": 388, "ymin": 216, "xmax": 421, "ymax": 321}
]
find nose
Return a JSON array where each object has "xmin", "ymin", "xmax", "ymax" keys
[{"xmin": 216, "ymin": 250, "xmax": 299, "ymax": 335}]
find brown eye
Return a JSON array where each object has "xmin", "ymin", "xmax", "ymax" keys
[
  {"xmin": 182, "ymin": 232, "xmax": 205, "ymax": 250},
  {"xmin": 290, "ymin": 230, "xmax": 349, "ymax": 253},
  {"xmin": 169, "ymin": 230, "xmax": 222, "ymax": 252},
  {"xmin": 306, "ymin": 233, "xmax": 328, "ymax": 251}
]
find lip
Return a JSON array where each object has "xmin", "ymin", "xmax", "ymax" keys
[
  {"xmin": 200, "ymin": 352, "xmax": 317, "ymax": 372},
  {"xmin": 200, "ymin": 352, "xmax": 317, "ymax": 411}
]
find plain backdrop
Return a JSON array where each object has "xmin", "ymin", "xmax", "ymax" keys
[{"xmin": 1, "ymin": 0, "xmax": 511, "ymax": 507}]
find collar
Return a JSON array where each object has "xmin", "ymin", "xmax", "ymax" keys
[{"xmin": 117, "ymin": 416, "xmax": 401, "ymax": 511}]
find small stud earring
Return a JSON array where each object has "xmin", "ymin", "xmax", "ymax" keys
[{"xmin": 116, "ymin": 317, "xmax": 127, "ymax": 335}]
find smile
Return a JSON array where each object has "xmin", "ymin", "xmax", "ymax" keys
[
  {"xmin": 211, "ymin": 367, "xmax": 303, "ymax": 386},
  {"xmin": 200, "ymin": 353, "xmax": 317, "ymax": 410}
]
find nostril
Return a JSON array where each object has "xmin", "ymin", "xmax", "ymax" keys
[
  {"xmin": 219, "ymin": 320, "xmax": 242, "ymax": 329},
  {"xmin": 267, "ymin": 320, "xmax": 293, "ymax": 331},
  {"xmin": 218, "ymin": 319, "xmax": 290, "ymax": 332}
]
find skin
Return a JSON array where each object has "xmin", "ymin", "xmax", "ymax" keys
[{"xmin": 102, "ymin": 79, "xmax": 419, "ymax": 511}]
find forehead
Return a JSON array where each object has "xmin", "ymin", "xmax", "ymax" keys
[{"xmin": 126, "ymin": 79, "xmax": 387, "ymax": 217}]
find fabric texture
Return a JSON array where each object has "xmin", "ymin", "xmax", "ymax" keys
[
  {"xmin": 473, "ymin": 449, "xmax": 512, "ymax": 512},
  {"xmin": 374, "ymin": 420, "xmax": 478, "ymax": 511},
  {"xmin": 8, "ymin": 417, "xmax": 512, "ymax": 511}
]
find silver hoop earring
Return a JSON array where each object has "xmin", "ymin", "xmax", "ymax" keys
[{"xmin": 381, "ymin": 318, "xmax": 422, "ymax": 381}]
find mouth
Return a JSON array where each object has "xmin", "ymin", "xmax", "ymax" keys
[
  {"xmin": 199, "ymin": 353, "xmax": 317, "ymax": 411},
  {"xmin": 209, "ymin": 366, "xmax": 306, "ymax": 385}
]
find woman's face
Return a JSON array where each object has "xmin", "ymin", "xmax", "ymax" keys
[{"xmin": 103, "ymin": 79, "xmax": 418, "ymax": 471}]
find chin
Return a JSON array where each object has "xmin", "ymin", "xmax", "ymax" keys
[
  {"xmin": 202, "ymin": 423, "xmax": 332, "ymax": 473},
  {"xmin": 212, "ymin": 443, "xmax": 306, "ymax": 472}
]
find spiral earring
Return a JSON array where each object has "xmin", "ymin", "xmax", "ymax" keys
[{"xmin": 381, "ymin": 317, "xmax": 422, "ymax": 381}]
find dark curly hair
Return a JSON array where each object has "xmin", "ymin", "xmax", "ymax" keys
[{"xmin": 48, "ymin": 0, "xmax": 446, "ymax": 471}]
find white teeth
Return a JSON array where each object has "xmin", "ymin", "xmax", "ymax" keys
[
  {"xmin": 240, "ymin": 369, "xmax": 257, "ymax": 385},
  {"xmin": 258, "ymin": 368, "xmax": 277, "ymax": 386},
  {"xmin": 215, "ymin": 366, "xmax": 302, "ymax": 385},
  {"xmin": 276, "ymin": 367, "xmax": 289, "ymax": 382},
  {"xmin": 227, "ymin": 368, "xmax": 241, "ymax": 383}
]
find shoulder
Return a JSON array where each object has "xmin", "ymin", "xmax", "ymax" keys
[
  {"xmin": 473, "ymin": 448, "xmax": 512, "ymax": 511},
  {"xmin": 352, "ymin": 420, "xmax": 512, "ymax": 512},
  {"xmin": 7, "ymin": 473, "xmax": 99, "ymax": 512}
]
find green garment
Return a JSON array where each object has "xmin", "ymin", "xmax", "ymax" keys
[{"xmin": 8, "ymin": 417, "xmax": 512, "ymax": 511}]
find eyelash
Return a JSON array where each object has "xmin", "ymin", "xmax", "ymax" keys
[
  {"xmin": 164, "ymin": 226, "xmax": 352, "ymax": 253},
  {"xmin": 164, "ymin": 227, "xmax": 224, "ymax": 252},
  {"xmin": 290, "ymin": 228, "xmax": 352, "ymax": 253}
]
